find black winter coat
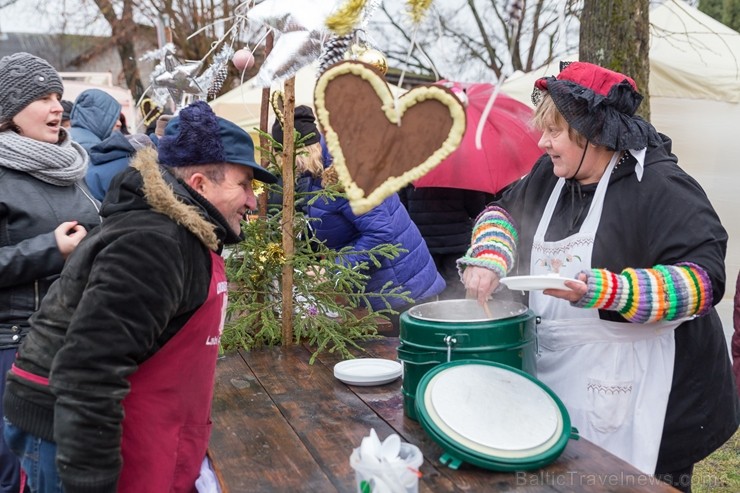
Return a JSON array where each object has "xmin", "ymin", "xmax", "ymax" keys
[
  {"xmin": 0, "ymin": 166, "xmax": 100, "ymax": 349},
  {"xmin": 494, "ymin": 134, "xmax": 739, "ymax": 472},
  {"xmin": 4, "ymin": 148, "xmax": 237, "ymax": 492},
  {"xmin": 399, "ymin": 186, "xmax": 490, "ymax": 255}
]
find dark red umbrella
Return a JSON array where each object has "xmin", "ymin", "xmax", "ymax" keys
[{"xmin": 414, "ymin": 82, "xmax": 543, "ymax": 194}]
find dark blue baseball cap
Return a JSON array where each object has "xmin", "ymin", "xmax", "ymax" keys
[{"xmin": 158, "ymin": 101, "xmax": 277, "ymax": 184}]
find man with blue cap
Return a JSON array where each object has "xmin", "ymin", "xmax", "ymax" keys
[{"xmin": 3, "ymin": 101, "xmax": 277, "ymax": 492}]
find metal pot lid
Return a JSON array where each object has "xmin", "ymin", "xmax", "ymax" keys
[
  {"xmin": 407, "ymin": 299, "xmax": 528, "ymax": 323},
  {"xmin": 415, "ymin": 360, "xmax": 573, "ymax": 471}
]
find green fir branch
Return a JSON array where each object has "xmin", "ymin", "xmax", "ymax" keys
[{"xmin": 222, "ymin": 137, "xmax": 412, "ymax": 361}]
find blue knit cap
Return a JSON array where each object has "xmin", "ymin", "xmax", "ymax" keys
[{"xmin": 158, "ymin": 101, "xmax": 277, "ymax": 183}]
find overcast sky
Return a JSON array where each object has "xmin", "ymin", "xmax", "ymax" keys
[{"xmin": 0, "ymin": 0, "xmax": 109, "ymax": 35}]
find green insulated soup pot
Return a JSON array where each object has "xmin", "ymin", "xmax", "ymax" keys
[
  {"xmin": 398, "ymin": 299, "xmax": 537, "ymax": 420},
  {"xmin": 415, "ymin": 360, "xmax": 576, "ymax": 471}
]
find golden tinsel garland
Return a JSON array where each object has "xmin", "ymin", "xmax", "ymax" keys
[
  {"xmin": 270, "ymin": 90, "xmax": 285, "ymax": 127},
  {"xmin": 408, "ymin": 0, "xmax": 433, "ymax": 24},
  {"xmin": 254, "ymin": 242, "xmax": 286, "ymax": 269},
  {"xmin": 326, "ymin": 0, "xmax": 368, "ymax": 35},
  {"xmin": 265, "ymin": 242, "xmax": 286, "ymax": 264}
]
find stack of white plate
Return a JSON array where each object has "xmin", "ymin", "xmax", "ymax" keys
[{"xmin": 334, "ymin": 358, "xmax": 403, "ymax": 386}]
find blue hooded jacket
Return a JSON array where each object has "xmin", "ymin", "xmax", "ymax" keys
[
  {"xmin": 70, "ymin": 89, "xmax": 137, "ymax": 200},
  {"xmin": 69, "ymin": 89, "xmax": 121, "ymax": 152},
  {"xmin": 86, "ymin": 133, "xmax": 138, "ymax": 200},
  {"xmin": 307, "ymin": 171, "xmax": 444, "ymax": 311}
]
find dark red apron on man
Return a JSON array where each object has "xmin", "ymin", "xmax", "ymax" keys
[{"xmin": 119, "ymin": 252, "xmax": 227, "ymax": 492}]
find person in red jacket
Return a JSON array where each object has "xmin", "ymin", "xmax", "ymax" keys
[{"xmin": 3, "ymin": 101, "xmax": 276, "ymax": 493}]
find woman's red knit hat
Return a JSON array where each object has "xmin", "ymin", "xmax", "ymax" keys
[{"xmin": 533, "ymin": 61, "xmax": 660, "ymax": 150}]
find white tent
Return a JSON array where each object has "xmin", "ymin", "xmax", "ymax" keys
[
  {"xmin": 502, "ymin": 0, "xmax": 740, "ymax": 103},
  {"xmin": 209, "ymin": 64, "xmax": 319, "ymax": 132},
  {"xmin": 650, "ymin": 0, "xmax": 740, "ymax": 103},
  {"xmin": 502, "ymin": 0, "xmax": 740, "ymax": 338}
]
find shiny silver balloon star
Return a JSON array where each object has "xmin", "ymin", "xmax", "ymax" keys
[
  {"xmin": 153, "ymin": 51, "xmax": 204, "ymax": 104},
  {"xmin": 248, "ymin": 0, "xmax": 340, "ymax": 33},
  {"xmin": 247, "ymin": 0, "xmax": 339, "ymax": 86}
]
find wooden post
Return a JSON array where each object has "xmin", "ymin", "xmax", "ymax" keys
[
  {"xmin": 257, "ymin": 33, "xmax": 273, "ymax": 218},
  {"xmin": 280, "ymin": 77, "xmax": 296, "ymax": 345}
]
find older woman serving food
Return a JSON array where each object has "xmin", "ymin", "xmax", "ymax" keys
[{"xmin": 458, "ymin": 61, "xmax": 739, "ymax": 493}]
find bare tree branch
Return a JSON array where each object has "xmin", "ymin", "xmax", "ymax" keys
[
  {"xmin": 466, "ymin": 0, "xmax": 499, "ymax": 72},
  {"xmin": 373, "ymin": 0, "xmax": 577, "ymax": 82}
]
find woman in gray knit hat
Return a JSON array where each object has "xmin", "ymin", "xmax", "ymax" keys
[{"xmin": 0, "ymin": 52, "xmax": 101, "ymax": 493}]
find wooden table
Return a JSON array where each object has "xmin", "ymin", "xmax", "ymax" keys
[{"xmin": 209, "ymin": 337, "xmax": 678, "ymax": 492}]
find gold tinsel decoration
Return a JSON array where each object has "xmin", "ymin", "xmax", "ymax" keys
[
  {"xmin": 407, "ymin": 0, "xmax": 433, "ymax": 24},
  {"xmin": 270, "ymin": 90, "xmax": 285, "ymax": 127},
  {"xmin": 265, "ymin": 242, "xmax": 286, "ymax": 264},
  {"xmin": 326, "ymin": 0, "xmax": 368, "ymax": 36}
]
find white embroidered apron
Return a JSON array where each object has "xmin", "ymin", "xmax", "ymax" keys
[{"xmin": 529, "ymin": 153, "xmax": 682, "ymax": 474}]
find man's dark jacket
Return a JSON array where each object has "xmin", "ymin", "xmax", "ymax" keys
[{"xmin": 4, "ymin": 148, "xmax": 239, "ymax": 492}]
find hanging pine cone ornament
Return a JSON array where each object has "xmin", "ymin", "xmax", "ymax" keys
[
  {"xmin": 318, "ymin": 34, "xmax": 354, "ymax": 76},
  {"xmin": 207, "ymin": 63, "xmax": 228, "ymax": 100}
]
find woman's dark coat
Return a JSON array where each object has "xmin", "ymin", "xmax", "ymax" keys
[
  {"xmin": 0, "ymin": 167, "xmax": 100, "ymax": 349},
  {"xmin": 494, "ymin": 134, "xmax": 739, "ymax": 472}
]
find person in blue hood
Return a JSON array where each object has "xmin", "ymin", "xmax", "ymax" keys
[
  {"xmin": 86, "ymin": 132, "xmax": 154, "ymax": 200},
  {"xmin": 71, "ymin": 89, "xmax": 152, "ymax": 200},
  {"xmin": 69, "ymin": 88, "xmax": 121, "ymax": 151}
]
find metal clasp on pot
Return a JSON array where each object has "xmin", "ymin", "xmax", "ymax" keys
[{"xmin": 443, "ymin": 335, "xmax": 457, "ymax": 362}]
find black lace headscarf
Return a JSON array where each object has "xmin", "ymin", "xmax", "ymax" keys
[
  {"xmin": 532, "ymin": 61, "xmax": 661, "ymax": 151},
  {"xmin": 532, "ymin": 62, "xmax": 661, "ymax": 231}
]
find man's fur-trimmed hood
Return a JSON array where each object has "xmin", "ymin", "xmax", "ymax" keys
[{"xmin": 109, "ymin": 147, "xmax": 220, "ymax": 250}]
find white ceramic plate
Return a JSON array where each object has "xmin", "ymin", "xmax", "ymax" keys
[
  {"xmin": 499, "ymin": 275, "xmax": 585, "ymax": 291},
  {"xmin": 334, "ymin": 358, "xmax": 403, "ymax": 386}
]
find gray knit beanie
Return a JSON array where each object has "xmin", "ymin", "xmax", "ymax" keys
[{"xmin": 0, "ymin": 52, "xmax": 64, "ymax": 122}]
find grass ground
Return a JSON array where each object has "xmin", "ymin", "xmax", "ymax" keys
[{"xmin": 693, "ymin": 428, "xmax": 739, "ymax": 492}]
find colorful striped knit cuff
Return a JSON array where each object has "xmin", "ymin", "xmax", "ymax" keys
[
  {"xmin": 457, "ymin": 206, "xmax": 519, "ymax": 280},
  {"xmin": 572, "ymin": 262, "xmax": 713, "ymax": 323}
]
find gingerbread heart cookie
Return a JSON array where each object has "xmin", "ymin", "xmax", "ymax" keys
[{"xmin": 314, "ymin": 61, "xmax": 466, "ymax": 214}]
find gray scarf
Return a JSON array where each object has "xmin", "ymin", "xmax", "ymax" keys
[{"xmin": 0, "ymin": 129, "xmax": 88, "ymax": 186}]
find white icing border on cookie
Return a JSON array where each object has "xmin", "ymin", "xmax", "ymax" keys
[{"xmin": 314, "ymin": 61, "xmax": 466, "ymax": 215}]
